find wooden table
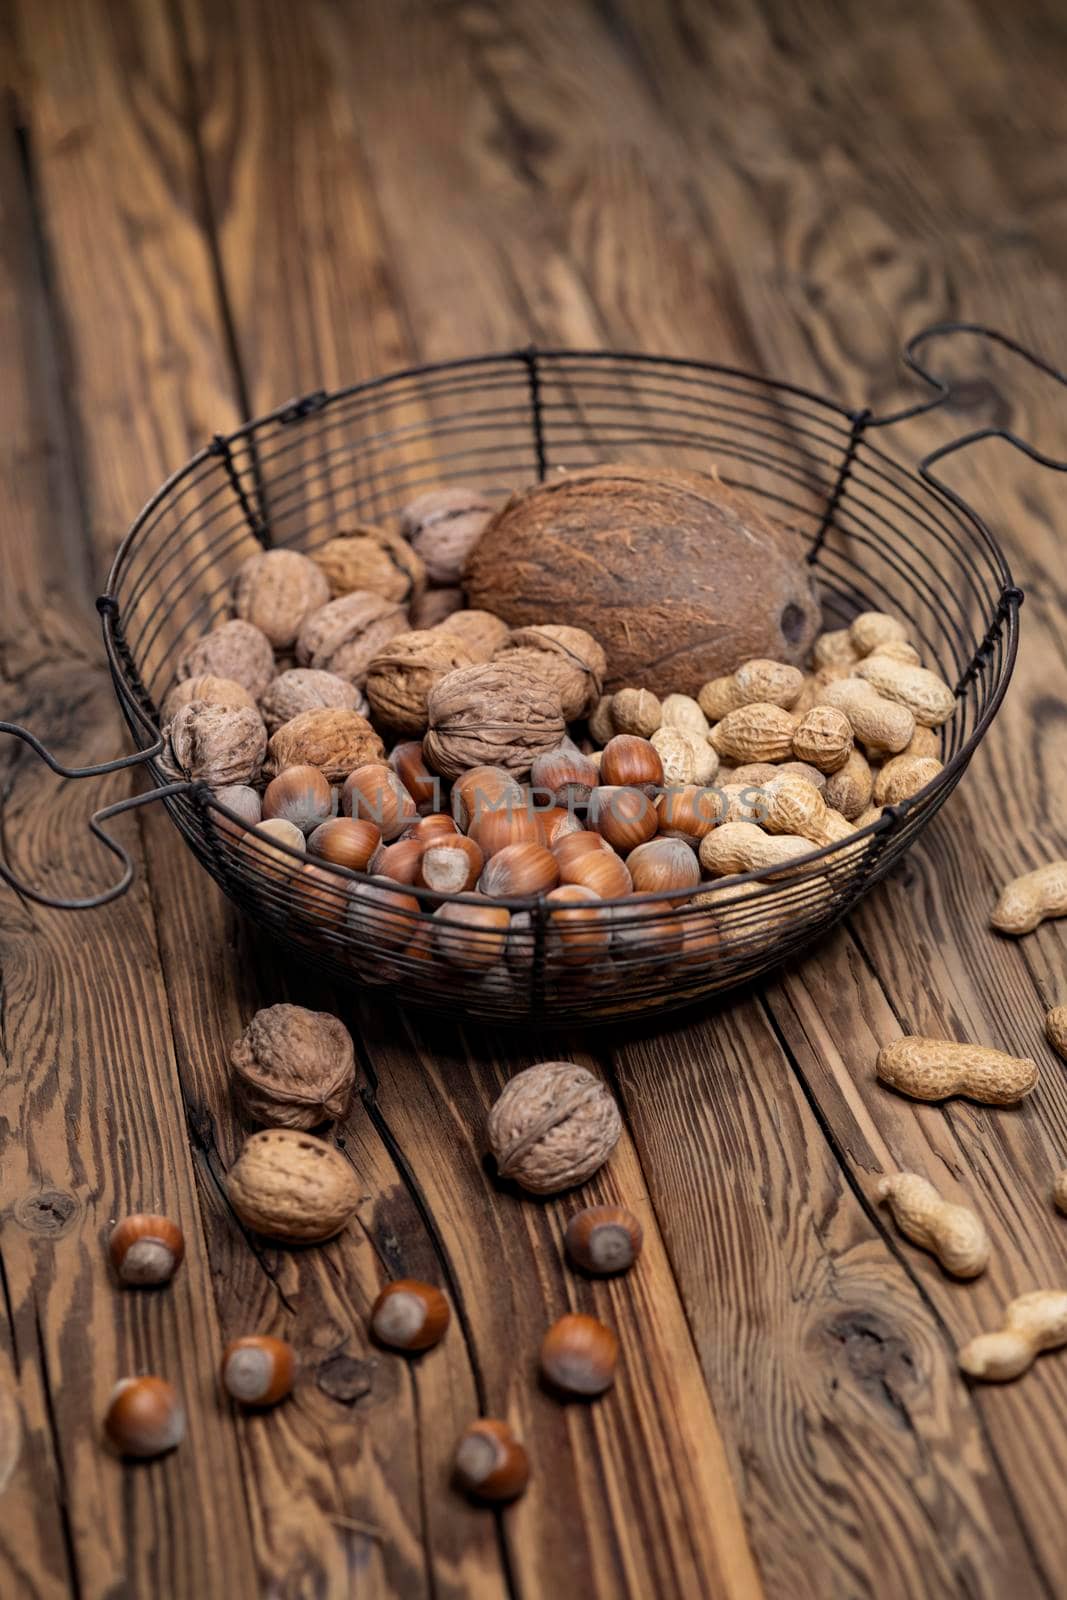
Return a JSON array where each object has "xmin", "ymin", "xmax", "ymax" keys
[{"xmin": 2, "ymin": 2, "xmax": 1066, "ymax": 1596}]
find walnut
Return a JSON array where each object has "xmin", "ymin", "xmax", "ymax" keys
[
  {"xmin": 259, "ymin": 669, "xmax": 366, "ymax": 736},
  {"xmin": 365, "ymin": 630, "xmax": 477, "ymax": 735},
  {"xmin": 165, "ymin": 701, "xmax": 267, "ymax": 786},
  {"xmin": 296, "ymin": 591, "xmax": 408, "ymax": 685},
  {"xmin": 162, "ymin": 674, "xmax": 256, "ymax": 725},
  {"xmin": 434, "ymin": 609, "xmax": 510, "ymax": 661},
  {"xmin": 314, "ymin": 525, "xmax": 425, "ymax": 605},
  {"xmin": 399, "ymin": 484, "xmax": 497, "ymax": 586},
  {"xmin": 486, "ymin": 1062, "xmax": 621, "ymax": 1194},
  {"xmin": 176, "ymin": 619, "xmax": 275, "ymax": 699},
  {"xmin": 411, "ymin": 586, "xmax": 464, "ymax": 630},
  {"xmin": 230, "ymin": 1004, "xmax": 356, "ymax": 1129},
  {"xmin": 233, "ymin": 549, "xmax": 330, "ymax": 650},
  {"xmin": 225, "ymin": 1128, "xmax": 360, "ymax": 1242},
  {"xmin": 423, "ymin": 661, "xmax": 566, "ymax": 779},
  {"xmin": 499, "ymin": 624, "xmax": 606, "ymax": 720},
  {"xmin": 264, "ymin": 708, "xmax": 384, "ymax": 782}
]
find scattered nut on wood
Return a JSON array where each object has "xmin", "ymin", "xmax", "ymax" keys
[
  {"xmin": 1048, "ymin": 1007, "xmax": 1067, "ymax": 1062},
  {"xmin": 991, "ymin": 862, "xmax": 1067, "ymax": 935},
  {"xmin": 486, "ymin": 1062, "xmax": 621, "ymax": 1194},
  {"xmin": 959, "ymin": 1291, "xmax": 1067, "ymax": 1381},
  {"xmin": 225, "ymin": 1128, "xmax": 360, "ymax": 1242},
  {"xmin": 875, "ymin": 1037, "xmax": 1038, "ymax": 1105},
  {"xmin": 230, "ymin": 1004, "xmax": 356, "ymax": 1129},
  {"xmin": 876, "ymin": 1173, "xmax": 989, "ymax": 1278}
]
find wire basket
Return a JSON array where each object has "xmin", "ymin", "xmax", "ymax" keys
[{"xmin": 5, "ymin": 324, "xmax": 1056, "ymax": 1024}]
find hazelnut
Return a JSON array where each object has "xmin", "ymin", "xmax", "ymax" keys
[
  {"xmin": 296, "ymin": 591, "xmax": 408, "ymax": 685},
  {"xmin": 210, "ymin": 784, "xmax": 262, "ymax": 843},
  {"xmin": 433, "ymin": 609, "xmax": 511, "ymax": 661},
  {"xmin": 406, "ymin": 813, "xmax": 458, "ymax": 844},
  {"xmin": 419, "ymin": 835, "xmax": 484, "ymax": 894},
  {"xmin": 292, "ymin": 862, "xmax": 349, "ymax": 932},
  {"xmin": 544, "ymin": 885, "xmax": 611, "ymax": 966},
  {"xmin": 564, "ymin": 1205, "xmax": 643, "ymax": 1275},
  {"xmin": 389, "ymin": 740, "xmax": 445, "ymax": 813},
  {"xmin": 626, "ymin": 837, "xmax": 700, "ymax": 894},
  {"xmin": 165, "ymin": 701, "xmax": 267, "ymax": 787},
  {"xmin": 611, "ymin": 898, "xmax": 684, "ymax": 964},
  {"xmin": 411, "ymin": 585, "xmax": 465, "ymax": 630},
  {"xmin": 399, "ymin": 485, "xmax": 497, "ymax": 586},
  {"xmin": 655, "ymin": 785, "xmax": 723, "ymax": 844},
  {"xmin": 650, "ymin": 725, "xmax": 718, "ymax": 786},
  {"xmin": 225, "ymin": 1128, "xmax": 360, "ymax": 1242},
  {"xmin": 451, "ymin": 765, "xmax": 524, "ymax": 832},
  {"xmin": 557, "ymin": 842, "xmax": 632, "ymax": 899},
  {"xmin": 468, "ymin": 801, "xmax": 546, "ymax": 859},
  {"xmin": 343, "ymin": 764, "xmax": 417, "ymax": 840},
  {"xmin": 486, "ymin": 1062, "xmax": 621, "ymax": 1193},
  {"xmin": 264, "ymin": 708, "xmax": 384, "ymax": 783},
  {"xmin": 588, "ymin": 786, "xmax": 658, "ymax": 853},
  {"xmin": 541, "ymin": 806, "xmax": 585, "ymax": 848},
  {"xmin": 239, "ymin": 818, "xmax": 307, "ymax": 884},
  {"xmin": 162, "ymin": 674, "xmax": 256, "ymax": 724},
  {"xmin": 453, "ymin": 1418, "xmax": 529, "ymax": 1502},
  {"xmin": 348, "ymin": 881, "xmax": 421, "ymax": 951},
  {"xmin": 530, "ymin": 747, "xmax": 599, "ymax": 810},
  {"xmin": 262, "ymin": 765, "xmax": 336, "ymax": 834},
  {"xmin": 480, "ymin": 842, "xmax": 559, "ymax": 899},
  {"xmin": 552, "ymin": 829, "xmax": 613, "ymax": 867},
  {"xmin": 221, "ymin": 1335, "xmax": 295, "ymax": 1406},
  {"xmin": 176, "ymin": 618, "xmax": 275, "ymax": 699},
  {"xmin": 307, "ymin": 817, "xmax": 381, "ymax": 872},
  {"xmin": 314, "ymin": 524, "xmax": 425, "ymax": 604},
  {"xmin": 679, "ymin": 908, "xmax": 721, "ymax": 964},
  {"xmin": 599, "ymin": 735, "xmax": 664, "ymax": 794},
  {"xmin": 259, "ymin": 668, "xmax": 366, "ymax": 736},
  {"xmin": 233, "ymin": 549, "xmax": 330, "ymax": 649},
  {"xmin": 540, "ymin": 1314, "xmax": 618, "ymax": 1396},
  {"xmin": 104, "ymin": 1376, "xmax": 185, "ymax": 1458},
  {"xmin": 368, "ymin": 838, "xmax": 425, "ymax": 886},
  {"xmin": 369, "ymin": 1279, "xmax": 450, "ymax": 1351},
  {"xmin": 230, "ymin": 1004, "xmax": 356, "ymax": 1129},
  {"xmin": 108, "ymin": 1214, "xmax": 185, "ymax": 1286},
  {"xmin": 499, "ymin": 625, "xmax": 606, "ymax": 720},
  {"xmin": 610, "ymin": 687, "xmax": 662, "ymax": 738},
  {"xmin": 366, "ymin": 630, "xmax": 477, "ymax": 735},
  {"xmin": 425, "ymin": 661, "xmax": 566, "ymax": 779},
  {"xmin": 433, "ymin": 896, "xmax": 511, "ymax": 969}
]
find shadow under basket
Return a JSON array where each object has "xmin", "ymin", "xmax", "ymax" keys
[{"xmin": 7, "ymin": 325, "xmax": 1058, "ymax": 1025}]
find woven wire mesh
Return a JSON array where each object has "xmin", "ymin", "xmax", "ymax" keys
[{"xmin": 101, "ymin": 351, "xmax": 1018, "ymax": 1023}]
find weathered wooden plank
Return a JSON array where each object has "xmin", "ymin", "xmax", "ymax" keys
[{"xmin": 0, "ymin": 14, "xmax": 258, "ymax": 1595}]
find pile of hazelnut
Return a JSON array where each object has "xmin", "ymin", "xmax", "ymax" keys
[{"xmin": 160, "ymin": 482, "xmax": 954, "ymax": 993}]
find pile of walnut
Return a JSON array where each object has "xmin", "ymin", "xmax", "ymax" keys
[{"xmin": 161, "ymin": 481, "xmax": 955, "ymax": 981}]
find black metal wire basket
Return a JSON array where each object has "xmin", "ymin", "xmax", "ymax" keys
[{"xmin": 6, "ymin": 324, "xmax": 1062, "ymax": 1024}]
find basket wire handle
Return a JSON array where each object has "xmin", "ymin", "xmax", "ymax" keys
[
  {"xmin": 870, "ymin": 321, "xmax": 1067, "ymax": 480},
  {"xmin": 0, "ymin": 722, "xmax": 191, "ymax": 909}
]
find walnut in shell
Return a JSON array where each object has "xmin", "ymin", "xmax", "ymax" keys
[
  {"xmin": 264, "ymin": 708, "xmax": 384, "ymax": 783},
  {"xmin": 434, "ymin": 609, "xmax": 510, "ymax": 661},
  {"xmin": 499, "ymin": 624, "xmax": 607, "ymax": 720},
  {"xmin": 260, "ymin": 669, "xmax": 367, "ymax": 736},
  {"xmin": 296, "ymin": 591, "xmax": 408, "ymax": 686},
  {"xmin": 165, "ymin": 702, "xmax": 267, "ymax": 786},
  {"xmin": 423, "ymin": 661, "xmax": 566, "ymax": 779},
  {"xmin": 233, "ymin": 549, "xmax": 330, "ymax": 650},
  {"xmin": 230, "ymin": 1004, "xmax": 355, "ymax": 1129},
  {"xmin": 225, "ymin": 1128, "xmax": 360, "ymax": 1241},
  {"xmin": 487, "ymin": 1062, "xmax": 622, "ymax": 1194},
  {"xmin": 314, "ymin": 525, "xmax": 425, "ymax": 605},
  {"xmin": 162, "ymin": 674, "xmax": 257, "ymax": 725},
  {"xmin": 399, "ymin": 485, "xmax": 497, "ymax": 586},
  {"xmin": 176, "ymin": 619, "xmax": 276, "ymax": 699},
  {"xmin": 411, "ymin": 586, "xmax": 464, "ymax": 630},
  {"xmin": 365, "ymin": 629, "xmax": 477, "ymax": 735}
]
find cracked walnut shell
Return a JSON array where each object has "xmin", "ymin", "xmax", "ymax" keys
[
  {"xmin": 176, "ymin": 619, "xmax": 276, "ymax": 700},
  {"xmin": 296, "ymin": 591, "xmax": 408, "ymax": 686},
  {"xmin": 165, "ymin": 701, "xmax": 267, "ymax": 786},
  {"xmin": 259, "ymin": 669, "xmax": 367, "ymax": 736},
  {"xmin": 424, "ymin": 661, "xmax": 566, "ymax": 779},
  {"xmin": 230, "ymin": 1004, "xmax": 356, "ymax": 1129},
  {"xmin": 314, "ymin": 525, "xmax": 425, "ymax": 605},
  {"xmin": 233, "ymin": 549, "xmax": 330, "ymax": 650},
  {"xmin": 225, "ymin": 1128, "xmax": 360, "ymax": 1241},
  {"xmin": 487, "ymin": 1062, "xmax": 622, "ymax": 1194},
  {"xmin": 498, "ymin": 624, "xmax": 606, "ymax": 720},
  {"xmin": 264, "ymin": 708, "xmax": 384, "ymax": 782},
  {"xmin": 365, "ymin": 629, "xmax": 478, "ymax": 735}
]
